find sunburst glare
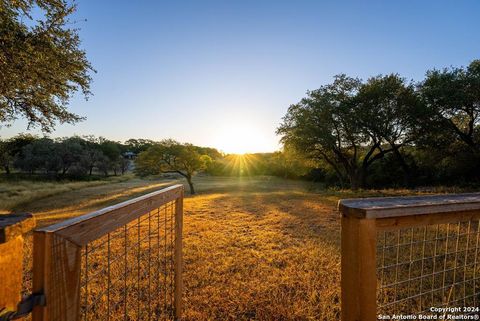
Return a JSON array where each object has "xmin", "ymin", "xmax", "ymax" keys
[
  {"xmin": 211, "ymin": 123, "xmax": 272, "ymax": 154},
  {"xmin": 223, "ymin": 154, "xmax": 260, "ymax": 176}
]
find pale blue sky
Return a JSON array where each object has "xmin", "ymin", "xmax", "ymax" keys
[{"xmin": 2, "ymin": 0, "xmax": 480, "ymax": 153}]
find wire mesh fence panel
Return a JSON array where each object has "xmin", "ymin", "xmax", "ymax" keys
[
  {"xmin": 339, "ymin": 193, "xmax": 480, "ymax": 321},
  {"xmin": 32, "ymin": 185, "xmax": 183, "ymax": 321},
  {"xmin": 80, "ymin": 202, "xmax": 177, "ymax": 321},
  {"xmin": 376, "ymin": 219, "xmax": 480, "ymax": 316}
]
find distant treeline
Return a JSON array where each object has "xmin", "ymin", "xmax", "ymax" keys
[
  {"xmin": 2, "ymin": 131, "xmax": 479, "ymax": 188},
  {"xmin": 204, "ymin": 151, "xmax": 312, "ymax": 179},
  {"xmin": 0, "ymin": 136, "xmax": 156, "ymax": 179},
  {"xmin": 0, "ymin": 134, "xmax": 310, "ymax": 183}
]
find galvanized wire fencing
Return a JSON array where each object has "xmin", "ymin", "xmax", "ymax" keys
[
  {"xmin": 80, "ymin": 202, "xmax": 177, "ymax": 320},
  {"xmin": 32, "ymin": 185, "xmax": 184, "ymax": 321},
  {"xmin": 339, "ymin": 193, "xmax": 480, "ymax": 321},
  {"xmin": 376, "ymin": 220, "xmax": 480, "ymax": 316}
]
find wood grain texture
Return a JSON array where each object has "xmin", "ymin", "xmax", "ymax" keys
[
  {"xmin": 375, "ymin": 209, "xmax": 480, "ymax": 231},
  {"xmin": 0, "ymin": 212, "xmax": 35, "ymax": 243},
  {"xmin": 174, "ymin": 189, "xmax": 184, "ymax": 320},
  {"xmin": 339, "ymin": 193, "xmax": 480, "ymax": 219},
  {"xmin": 0, "ymin": 236, "xmax": 23, "ymax": 312},
  {"xmin": 33, "ymin": 231, "xmax": 49, "ymax": 321},
  {"xmin": 0, "ymin": 213, "xmax": 35, "ymax": 314},
  {"xmin": 37, "ymin": 184, "xmax": 183, "ymax": 246},
  {"xmin": 32, "ymin": 231, "xmax": 82, "ymax": 321},
  {"xmin": 341, "ymin": 216, "xmax": 377, "ymax": 321}
]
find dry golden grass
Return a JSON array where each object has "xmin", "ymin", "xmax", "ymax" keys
[
  {"xmin": 182, "ymin": 190, "xmax": 341, "ymax": 320},
  {"xmin": 78, "ymin": 201, "xmax": 179, "ymax": 321},
  {"xmin": 0, "ymin": 175, "xmax": 134, "ymax": 214},
  {"xmin": 11, "ymin": 176, "xmax": 461, "ymax": 320}
]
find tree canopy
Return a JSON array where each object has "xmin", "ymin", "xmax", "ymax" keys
[
  {"xmin": 135, "ymin": 140, "xmax": 211, "ymax": 194},
  {"xmin": 278, "ymin": 74, "xmax": 422, "ymax": 189},
  {"xmin": 355, "ymin": 74, "xmax": 423, "ymax": 185},
  {"xmin": 0, "ymin": 0, "xmax": 94, "ymax": 132},
  {"xmin": 0, "ymin": 134, "xmax": 131, "ymax": 178},
  {"xmin": 278, "ymin": 61, "xmax": 480, "ymax": 189},
  {"xmin": 420, "ymin": 60, "xmax": 480, "ymax": 152}
]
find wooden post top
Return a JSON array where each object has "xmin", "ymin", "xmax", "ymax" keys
[
  {"xmin": 338, "ymin": 193, "xmax": 480, "ymax": 219},
  {"xmin": 0, "ymin": 213, "xmax": 35, "ymax": 243}
]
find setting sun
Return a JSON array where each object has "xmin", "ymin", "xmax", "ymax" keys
[{"xmin": 211, "ymin": 123, "xmax": 274, "ymax": 154}]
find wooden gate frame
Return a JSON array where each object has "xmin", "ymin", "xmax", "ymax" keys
[
  {"xmin": 339, "ymin": 193, "xmax": 480, "ymax": 321},
  {"xmin": 32, "ymin": 184, "xmax": 184, "ymax": 321}
]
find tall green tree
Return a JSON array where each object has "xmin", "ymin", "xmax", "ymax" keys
[
  {"xmin": 124, "ymin": 139, "xmax": 155, "ymax": 154},
  {"xmin": 0, "ymin": 0, "xmax": 94, "ymax": 132},
  {"xmin": 135, "ymin": 140, "xmax": 210, "ymax": 194},
  {"xmin": 98, "ymin": 138, "xmax": 122, "ymax": 175},
  {"xmin": 278, "ymin": 75, "xmax": 394, "ymax": 189},
  {"xmin": 55, "ymin": 136, "xmax": 84, "ymax": 175},
  {"xmin": 420, "ymin": 60, "xmax": 480, "ymax": 152},
  {"xmin": 355, "ymin": 74, "xmax": 424, "ymax": 186},
  {"xmin": 15, "ymin": 137, "xmax": 60, "ymax": 174},
  {"xmin": 277, "ymin": 74, "xmax": 428, "ymax": 189},
  {"xmin": 80, "ymin": 136, "xmax": 104, "ymax": 176},
  {"xmin": 0, "ymin": 133, "xmax": 36, "ymax": 173}
]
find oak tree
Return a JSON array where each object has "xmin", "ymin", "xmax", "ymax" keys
[
  {"xmin": 355, "ymin": 74, "xmax": 424, "ymax": 186},
  {"xmin": 135, "ymin": 140, "xmax": 210, "ymax": 194},
  {"xmin": 420, "ymin": 60, "xmax": 480, "ymax": 152},
  {"xmin": 278, "ymin": 75, "xmax": 393, "ymax": 189},
  {"xmin": 1, "ymin": 0, "xmax": 94, "ymax": 132}
]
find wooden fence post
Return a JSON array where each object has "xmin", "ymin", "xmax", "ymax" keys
[
  {"xmin": 32, "ymin": 231, "xmax": 82, "ymax": 321},
  {"xmin": 0, "ymin": 213, "xmax": 35, "ymax": 315},
  {"xmin": 174, "ymin": 188, "xmax": 184, "ymax": 321},
  {"xmin": 339, "ymin": 193, "xmax": 480, "ymax": 320},
  {"xmin": 341, "ymin": 215, "xmax": 377, "ymax": 321},
  {"xmin": 32, "ymin": 230, "xmax": 49, "ymax": 321}
]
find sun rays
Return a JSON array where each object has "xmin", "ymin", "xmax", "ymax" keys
[{"xmin": 223, "ymin": 153, "xmax": 261, "ymax": 176}]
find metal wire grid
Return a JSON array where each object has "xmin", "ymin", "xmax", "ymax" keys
[
  {"xmin": 376, "ymin": 219, "xmax": 480, "ymax": 316},
  {"xmin": 79, "ymin": 201, "xmax": 177, "ymax": 321}
]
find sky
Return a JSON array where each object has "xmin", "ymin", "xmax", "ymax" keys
[{"xmin": 2, "ymin": 0, "xmax": 480, "ymax": 153}]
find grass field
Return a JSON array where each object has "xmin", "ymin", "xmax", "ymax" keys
[
  {"xmin": 0, "ymin": 175, "xmax": 134, "ymax": 214},
  {"xmin": 6, "ymin": 176, "xmax": 461, "ymax": 320}
]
